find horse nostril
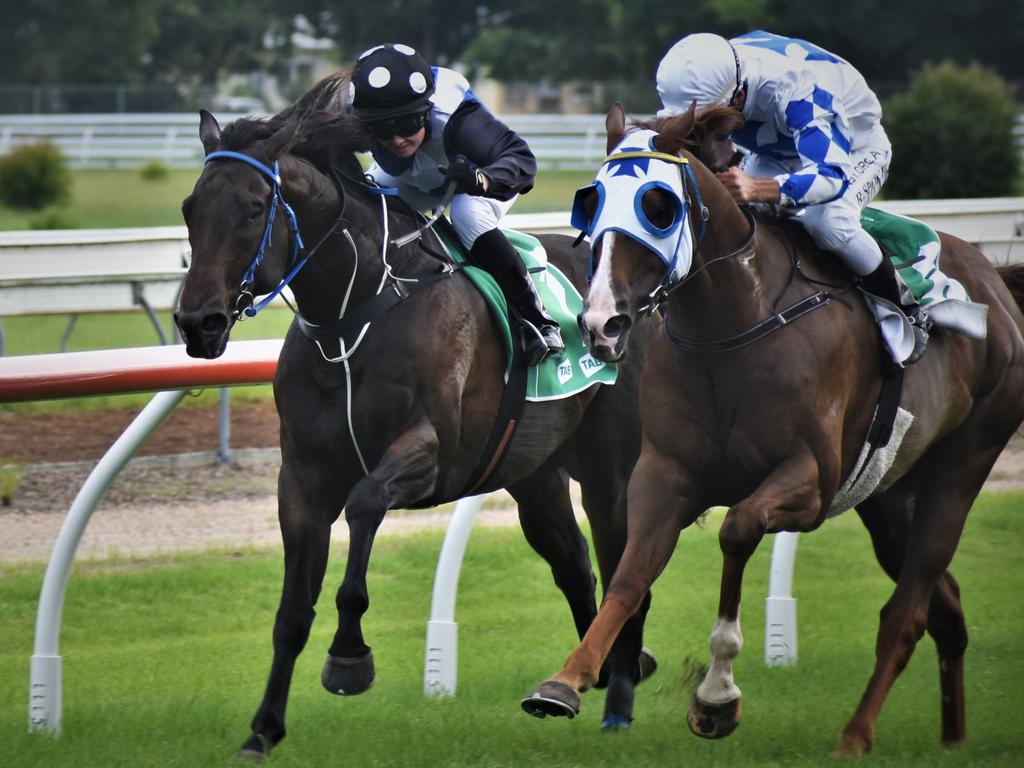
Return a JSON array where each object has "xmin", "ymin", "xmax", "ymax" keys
[
  {"xmin": 199, "ymin": 313, "xmax": 228, "ymax": 337},
  {"xmin": 603, "ymin": 315, "xmax": 632, "ymax": 339}
]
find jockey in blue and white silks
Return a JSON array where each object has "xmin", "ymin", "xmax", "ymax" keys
[{"xmin": 656, "ymin": 30, "xmax": 979, "ymax": 364}]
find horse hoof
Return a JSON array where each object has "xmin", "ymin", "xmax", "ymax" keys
[
  {"xmin": 600, "ymin": 715, "xmax": 632, "ymax": 732},
  {"xmin": 321, "ymin": 651, "xmax": 375, "ymax": 696},
  {"xmin": 637, "ymin": 647, "xmax": 658, "ymax": 684},
  {"xmin": 521, "ymin": 680, "xmax": 580, "ymax": 719},
  {"xmin": 834, "ymin": 725, "xmax": 873, "ymax": 756},
  {"xmin": 687, "ymin": 695, "xmax": 741, "ymax": 739},
  {"xmin": 237, "ymin": 733, "xmax": 272, "ymax": 761}
]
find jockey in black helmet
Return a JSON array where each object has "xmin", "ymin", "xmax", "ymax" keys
[{"xmin": 349, "ymin": 43, "xmax": 564, "ymax": 365}]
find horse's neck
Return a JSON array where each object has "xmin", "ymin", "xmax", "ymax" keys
[
  {"xmin": 280, "ymin": 163, "xmax": 372, "ymax": 323},
  {"xmin": 667, "ymin": 165, "xmax": 773, "ymax": 339},
  {"xmin": 283, "ymin": 167, "xmax": 428, "ymax": 325}
]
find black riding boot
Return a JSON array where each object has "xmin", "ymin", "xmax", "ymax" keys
[
  {"xmin": 469, "ymin": 228, "xmax": 565, "ymax": 366},
  {"xmin": 859, "ymin": 256, "xmax": 929, "ymax": 364}
]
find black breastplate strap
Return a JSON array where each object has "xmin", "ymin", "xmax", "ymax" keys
[
  {"xmin": 295, "ymin": 264, "xmax": 462, "ymax": 343},
  {"xmin": 664, "ymin": 290, "xmax": 834, "ymax": 354}
]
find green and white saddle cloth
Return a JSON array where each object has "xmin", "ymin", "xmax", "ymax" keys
[
  {"xmin": 436, "ymin": 227, "xmax": 618, "ymax": 401},
  {"xmin": 861, "ymin": 206, "xmax": 987, "ymax": 339}
]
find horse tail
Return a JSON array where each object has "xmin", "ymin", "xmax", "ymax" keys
[{"xmin": 996, "ymin": 264, "xmax": 1024, "ymax": 314}]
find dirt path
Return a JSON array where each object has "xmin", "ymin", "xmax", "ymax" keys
[{"xmin": 1, "ymin": 401, "xmax": 1022, "ymax": 563}]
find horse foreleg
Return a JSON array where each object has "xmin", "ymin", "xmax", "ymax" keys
[
  {"xmin": 689, "ymin": 454, "xmax": 823, "ymax": 740},
  {"xmin": 577, "ymin": 450, "xmax": 656, "ymax": 731},
  {"xmin": 322, "ymin": 422, "xmax": 440, "ymax": 696},
  {"xmin": 243, "ymin": 459, "xmax": 342, "ymax": 759},
  {"xmin": 521, "ymin": 451, "xmax": 694, "ymax": 720}
]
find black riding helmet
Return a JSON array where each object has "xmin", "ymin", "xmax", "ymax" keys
[{"xmin": 350, "ymin": 44, "xmax": 436, "ymax": 121}]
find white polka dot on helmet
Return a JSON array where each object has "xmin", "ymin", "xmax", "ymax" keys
[{"xmin": 351, "ymin": 43, "xmax": 436, "ymax": 121}]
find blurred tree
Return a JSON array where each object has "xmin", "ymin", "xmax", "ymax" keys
[
  {"xmin": 143, "ymin": 0, "xmax": 294, "ymax": 88},
  {"xmin": 884, "ymin": 62, "xmax": 1019, "ymax": 199},
  {"xmin": 293, "ymin": 0, "xmax": 487, "ymax": 65},
  {"xmin": 760, "ymin": 0, "xmax": 1024, "ymax": 92},
  {"xmin": 1, "ymin": 0, "xmax": 159, "ymax": 84}
]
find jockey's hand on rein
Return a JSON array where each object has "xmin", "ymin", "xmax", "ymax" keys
[{"xmin": 444, "ymin": 158, "xmax": 489, "ymax": 195}]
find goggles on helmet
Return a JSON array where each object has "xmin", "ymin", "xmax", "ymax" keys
[{"xmin": 368, "ymin": 110, "xmax": 430, "ymax": 140}]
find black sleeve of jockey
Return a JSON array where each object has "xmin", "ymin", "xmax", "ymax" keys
[{"xmin": 443, "ymin": 100, "xmax": 536, "ymax": 201}]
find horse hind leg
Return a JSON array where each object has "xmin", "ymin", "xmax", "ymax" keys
[
  {"xmin": 322, "ymin": 422, "xmax": 440, "ymax": 697},
  {"xmin": 509, "ymin": 467, "xmax": 598, "ymax": 641},
  {"xmin": 849, "ymin": 492, "xmax": 969, "ymax": 754}
]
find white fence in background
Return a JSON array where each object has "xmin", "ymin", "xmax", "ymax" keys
[
  {"xmin": 2, "ymin": 197, "xmax": 1022, "ymax": 319},
  {"xmin": 0, "ymin": 113, "xmax": 611, "ymax": 170},
  {"xmin": 2, "ymin": 112, "xmax": 1023, "ymax": 171}
]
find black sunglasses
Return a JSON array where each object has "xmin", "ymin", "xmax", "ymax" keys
[{"xmin": 369, "ymin": 111, "xmax": 429, "ymax": 140}]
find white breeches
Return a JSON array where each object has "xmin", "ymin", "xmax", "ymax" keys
[{"xmin": 742, "ymin": 139, "xmax": 892, "ymax": 275}]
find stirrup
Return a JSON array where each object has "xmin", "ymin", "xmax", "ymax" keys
[
  {"xmin": 905, "ymin": 306, "xmax": 931, "ymax": 365},
  {"xmin": 520, "ymin": 321, "xmax": 564, "ymax": 366}
]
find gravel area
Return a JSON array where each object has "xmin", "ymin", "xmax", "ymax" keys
[{"xmin": 0, "ymin": 401, "xmax": 1021, "ymax": 563}]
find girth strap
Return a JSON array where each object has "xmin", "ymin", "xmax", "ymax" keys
[
  {"xmin": 458, "ymin": 346, "xmax": 528, "ymax": 498},
  {"xmin": 664, "ymin": 290, "xmax": 835, "ymax": 354}
]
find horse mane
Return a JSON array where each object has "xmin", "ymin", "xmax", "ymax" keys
[
  {"xmin": 218, "ymin": 69, "xmax": 373, "ymax": 178},
  {"xmin": 634, "ymin": 106, "xmax": 745, "ymax": 170}
]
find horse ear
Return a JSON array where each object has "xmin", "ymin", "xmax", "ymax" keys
[
  {"xmin": 199, "ymin": 109, "xmax": 222, "ymax": 155},
  {"xmin": 254, "ymin": 122, "xmax": 298, "ymax": 164},
  {"xmin": 605, "ymin": 103, "xmax": 626, "ymax": 154},
  {"xmin": 654, "ymin": 100, "xmax": 697, "ymax": 154}
]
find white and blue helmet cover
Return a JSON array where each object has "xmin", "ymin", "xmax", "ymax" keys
[{"xmin": 571, "ymin": 129, "xmax": 695, "ymax": 283}]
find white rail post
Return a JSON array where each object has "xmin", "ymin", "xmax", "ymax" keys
[
  {"xmin": 29, "ymin": 389, "xmax": 187, "ymax": 734},
  {"xmin": 424, "ymin": 494, "xmax": 485, "ymax": 696},
  {"xmin": 764, "ymin": 531, "xmax": 799, "ymax": 667}
]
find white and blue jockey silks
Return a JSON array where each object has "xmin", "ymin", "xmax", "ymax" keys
[
  {"xmin": 571, "ymin": 129, "xmax": 695, "ymax": 284},
  {"xmin": 725, "ymin": 30, "xmax": 889, "ymax": 209}
]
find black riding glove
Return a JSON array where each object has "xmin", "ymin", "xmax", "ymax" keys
[{"xmin": 444, "ymin": 158, "xmax": 488, "ymax": 196}]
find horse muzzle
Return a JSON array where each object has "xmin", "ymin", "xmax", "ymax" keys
[
  {"xmin": 578, "ymin": 308, "xmax": 631, "ymax": 363},
  {"xmin": 174, "ymin": 308, "xmax": 232, "ymax": 359}
]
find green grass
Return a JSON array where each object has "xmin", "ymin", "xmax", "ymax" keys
[
  {"xmin": 2, "ymin": 495, "xmax": 1022, "ymax": 767},
  {"xmin": 0, "ymin": 167, "xmax": 593, "ymax": 231}
]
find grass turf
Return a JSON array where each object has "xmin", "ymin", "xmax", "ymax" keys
[{"xmin": 2, "ymin": 495, "xmax": 1022, "ymax": 767}]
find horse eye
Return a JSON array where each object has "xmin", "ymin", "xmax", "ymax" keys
[
  {"xmin": 181, "ymin": 196, "xmax": 194, "ymax": 222},
  {"xmin": 247, "ymin": 202, "xmax": 264, "ymax": 223},
  {"xmin": 643, "ymin": 190, "xmax": 677, "ymax": 231},
  {"xmin": 583, "ymin": 191, "xmax": 598, "ymax": 220}
]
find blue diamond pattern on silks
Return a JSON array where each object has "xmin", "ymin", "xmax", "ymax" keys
[
  {"xmin": 605, "ymin": 146, "xmax": 650, "ymax": 178},
  {"xmin": 734, "ymin": 30, "xmax": 842, "ymax": 63}
]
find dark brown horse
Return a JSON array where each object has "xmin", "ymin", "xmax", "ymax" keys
[
  {"xmin": 174, "ymin": 80, "xmax": 655, "ymax": 758},
  {"xmin": 521, "ymin": 103, "xmax": 1024, "ymax": 754}
]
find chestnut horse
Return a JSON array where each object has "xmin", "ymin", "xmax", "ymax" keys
[
  {"xmin": 521, "ymin": 103, "xmax": 1024, "ymax": 754},
  {"xmin": 175, "ymin": 81, "xmax": 654, "ymax": 758}
]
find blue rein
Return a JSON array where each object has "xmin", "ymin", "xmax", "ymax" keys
[{"xmin": 204, "ymin": 150, "xmax": 307, "ymax": 319}]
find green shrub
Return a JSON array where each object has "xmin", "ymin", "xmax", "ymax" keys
[
  {"xmin": 28, "ymin": 210, "xmax": 80, "ymax": 230},
  {"xmin": 0, "ymin": 141, "xmax": 71, "ymax": 210},
  {"xmin": 883, "ymin": 62, "xmax": 1020, "ymax": 199},
  {"xmin": 139, "ymin": 159, "xmax": 170, "ymax": 181}
]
